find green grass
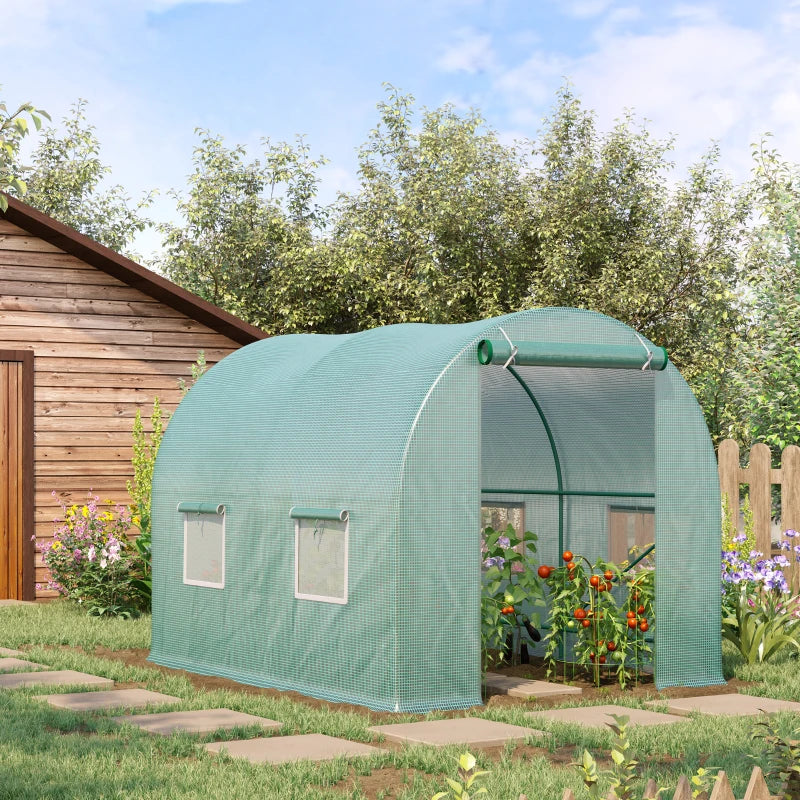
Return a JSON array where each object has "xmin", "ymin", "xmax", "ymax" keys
[{"xmin": 1, "ymin": 601, "xmax": 799, "ymax": 799}]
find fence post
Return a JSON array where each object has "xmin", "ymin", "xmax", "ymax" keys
[
  {"xmin": 744, "ymin": 443, "xmax": 773, "ymax": 556},
  {"xmin": 718, "ymin": 439, "xmax": 740, "ymax": 540},
  {"xmin": 782, "ymin": 445, "xmax": 800, "ymax": 592}
]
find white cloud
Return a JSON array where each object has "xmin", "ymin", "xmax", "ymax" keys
[
  {"xmin": 437, "ymin": 28, "xmax": 496, "ymax": 74},
  {"xmin": 560, "ymin": 0, "xmax": 616, "ymax": 19},
  {"xmin": 493, "ymin": 10, "xmax": 800, "ymax": 178}
]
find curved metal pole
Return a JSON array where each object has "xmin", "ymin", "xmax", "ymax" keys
[{"xmin": 506, "ymin": 365, "xmax": 565, "ymax": 559}]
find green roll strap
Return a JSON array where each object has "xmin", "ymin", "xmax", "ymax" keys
[
  {"xmin": 478, "ymin": 340, "xmax": 668, "ymax": 370},
  {"xmin": 176, "ymin": 501, "xmax": 225, "ymax": 514},
  {"xmin": 289, "ymin": 506, "xmax": 349, "ymax": 521}
]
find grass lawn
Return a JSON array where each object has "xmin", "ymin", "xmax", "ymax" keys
[{"xmin": 0, "ymin": 601, "xmax": 798, "ymax": 800}]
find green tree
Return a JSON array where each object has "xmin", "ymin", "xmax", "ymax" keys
[
  {"xmin": 523, "ymin": 88, "xmax": 752, "ymax": 418},
  {"xmin": 0, "ymin": 86, "xmax": 49, "ymax": 211},
  {"xmin": 17, "ymin": 100, "xmax": 152, "ymax": 254},
  {"xmin": 157, "ymin": 130, "xmax": 329, "ymax": 333},
  {"xmin": 734, "ymin": 142, "xmax": 800, "ymax": 454},
  {"xmin": 327, "ymin": 85, "xmax": 532, "ymax": 328}
]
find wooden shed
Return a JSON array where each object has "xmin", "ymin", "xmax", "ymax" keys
[{"xmin": 0, "ymin": 195, "xmax": 265, "ymax": 600}]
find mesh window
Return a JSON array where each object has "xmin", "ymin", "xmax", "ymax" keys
[
  {"xmin": 295, "ymin": 518, "xmax": 348, "ymax": 603},
  {"xmin": 183, "ymin": 512, "xmax": 225, "ymax": 588}
]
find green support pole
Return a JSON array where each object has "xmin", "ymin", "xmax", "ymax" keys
[{"xmin": 506, "ymin": 366, "xmax": 565, "ymax": 559}]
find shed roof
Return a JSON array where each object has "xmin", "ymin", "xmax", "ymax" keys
[{"xmin": 0, "ymin": 194, "xmax": 266, "ymax": 345}]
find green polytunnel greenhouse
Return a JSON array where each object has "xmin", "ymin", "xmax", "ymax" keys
[{"xmin": 149, "ymin": 307, "xmax": 725, "ymax": 712}]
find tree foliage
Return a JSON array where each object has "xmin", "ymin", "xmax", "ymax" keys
[
  {"xmin": 0, "ymin": 86, "xmax": 49, "ymax": 210},
  {"xmin": 16, "ymin": 101, "xmax": 152, "ymax": 254},
  {"xmin": 158, "ymin": 131, "xmax": 328, "ymax": 332},
  {"xmin": 734, "ymin": 142, "xmax": 800, "ymax": 455},
  {"xmin": 326, "ymin": 86, "xmax": 532, "ymax": 328}
]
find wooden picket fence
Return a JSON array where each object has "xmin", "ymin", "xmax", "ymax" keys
[
  {"xmin": 718, "ymin": 440, "xmax": 800, "ymax": 592},
  {"xmin": 559, "ymin": 765, "xmax": 775, "ymax": 799}
]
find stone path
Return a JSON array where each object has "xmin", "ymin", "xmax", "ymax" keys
[
  {"xmin": 0, "ymin": 670, "xmax": 114, "ymax": 690},
  {"xmin": 114, "ymin": 709, "xmax": 282, "ymax": 736},
  {"xmin": 526, "ymin": 704, "xmax": 686, "ymax": 729},
  {"xmin": 206, "ymin": 734, "xmax": 379, "ymax": 764},
  {"xmin": 0, "ymin": 657, "xmax": 48, "ymax": 672},
  {"xmin": 8, "ymin": 642, "xmax": 800, "ymax": 771},
  {"xmin": 0, "ymin": 600, "xmax": 36, "ymax": 607},
  {"xmin": 38, "ymin": 688, "xmax": 180, "ymax": 711},
  {"xmin": 484, "ymin": 672, "xmax": 582, "ymax": 699},
  {"xmin": 646, "ymin": 693, "xmax": 800, "ymax": 717},
  {"xmin": 368, "ymin": 717, "xmax": 543, "ymax": 747}
]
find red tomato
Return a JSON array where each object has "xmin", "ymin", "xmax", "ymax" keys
[
  {"xmin": 626, "ymin": 610, "xmax": 636, "ymax": 619},
  {"xmin": 639, "ymin": 620, "xmax": 649, "ymax": 632},
  {"xmin": 597, "ymin": 583, "xmax": 606, "ymax": 592},
  {"xmin": 537, "ymin": 565, "xmax": 552, "ymax": 579},
  {"xmin": 606, "ymin": 581, "xmax": 613, "ymax": 591},
  {"xmin": 637, "ymin": 605, "xmax": 646, "ymax": 615},
  {"xmin": 598, "ymin": 655, "xmax": 606, "ymax": 664},
  {"xmin": 567, "ymin": 561, "xmax": 576, "ymax": 571},
  {"xmin": 627, "ymin": 618, "xmax": 637, "ymax": 629},
  {"xmin": 574, "ymin": 608, "xmax": 587, "ymax": 620},
  {"xmin": 607, "ymin": 641, "xmax": 616, "ymax": 652},
  {"xmin": 589, "ymin": 575, "xmax": 601, "ymax": 588},
  {"xmin": 603, "ymin": 570, "xmax": 613, "ymax": 581},
  {"xmin": 562, "ymin": 550, "xmax": 574, "ymax": 562},
  {"xmin": 581, "ymin": 619, "xmax": 591, "ymax": 628}
]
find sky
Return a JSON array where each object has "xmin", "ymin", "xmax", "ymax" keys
[{"xmin": 3, "ymin": 0, "xmax": 800, "ymax": 257}]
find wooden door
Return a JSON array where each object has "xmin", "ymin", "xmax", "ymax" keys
[{"xmin": 0, "ymin": 351, "xmax": 33, "ymax": 600}]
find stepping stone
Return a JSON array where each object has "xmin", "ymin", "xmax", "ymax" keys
[
  {"xmin": 526, "ymin": 704, "xmax": 686, "ymax": 728},
  {"xmin": 0, "ymin": 670, "xmax": 113, "ymax": 690},
  {"xmin": 646, "ymin": 693, "xmax": 800, "ymax": 717},
  {"xmin": 0, "ymin": 658, "xmax": 49, "ymax": 672},
  {"xmin": 38, "ymin": 689, "xmax": 180, "ymax": 711},
  {"xmin": 368, "ymin": 717, "xmax": 543, "ymax": 747},
  {"xmin": 205, "ymin": 733, "xmax": 379, "ymax": 764},
  {"xmin": 0, "ymin": 648, "xmax": 24, "ymax": 657},
  {"xmin": 114, "ymin": 708, "xmax": 281, "ymax": 736},
  {"xmin": 485, "ymin": 673, "xmax": 582, "ymax": 699}
]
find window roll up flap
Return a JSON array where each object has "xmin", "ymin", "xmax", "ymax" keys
[
  {"xmin": 177, "ymin": 502, "xmax": 225, "ymax": 515},
  {"xmin": 289, "ymin": 506, "xmax": 348, "ymax": 521}
]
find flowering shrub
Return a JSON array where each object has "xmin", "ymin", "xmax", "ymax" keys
[
  {"xmin": 721, "ymin": 530, "xmax": 800, "ymax": 663},
  {"xmin": 36, "ymin": 492, "xmax": 144, "ymax": 618}
]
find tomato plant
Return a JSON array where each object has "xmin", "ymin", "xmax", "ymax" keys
[{"xmin": 539, "ymin": 550, "xmax": 655, "ymax": 689}]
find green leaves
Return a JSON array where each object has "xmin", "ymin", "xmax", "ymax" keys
[
  {"xmin": 722, "ymin": 587, "xmax": 800, "ymax": 664},
  {"xmin": 430, "ymin": 752, "xmax": 489, "ymax": 800},
  {"xmin": 0, "ymin": 87, "xmax": 50, "ymax": 210}
]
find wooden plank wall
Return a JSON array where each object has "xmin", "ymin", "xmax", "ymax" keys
[{"xmin": 0, "ymin": 219, "xmax": 244, "ymax": 597}]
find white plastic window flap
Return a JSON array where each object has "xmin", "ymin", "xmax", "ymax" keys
[
  {"xmin": 293, "ymin": 511, "xmax": 348, "ymax": 604},
  {"xmin": 183, "ymin": 510, "xmax": 225, "ymax": 589}
]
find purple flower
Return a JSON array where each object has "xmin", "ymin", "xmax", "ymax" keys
[
  {"xmin": 733, "ymin": 532, "xmax": 747, "ymax": 544},
  {"xmin": 785, "ymin": 529, "xmax": 800, "ymax": 538},
  {"xmin": 497, "ymin": 536, "xmax": 511, "ymax": 549},
  {"xmin": 483, "ymin": 556, "xmax": 506, "ymax": 569}
]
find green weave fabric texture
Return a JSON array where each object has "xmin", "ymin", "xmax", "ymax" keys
[{"xmin": 150, "ymin": 308, "xmax": 724, "ymax": 712}]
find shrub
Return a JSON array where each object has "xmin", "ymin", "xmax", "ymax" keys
[
  {"xmin": 37, "ymin": 493, "xmax": 144, "ymax": 617},
  {"xmin": 126, "ymin": 397, "xmax": 165, "ymax": 608}
]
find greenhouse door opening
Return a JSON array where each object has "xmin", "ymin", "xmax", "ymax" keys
[{"xmin": 480, "ymin": 362, "xmax": 656, "ymax": 575}]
